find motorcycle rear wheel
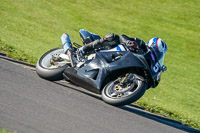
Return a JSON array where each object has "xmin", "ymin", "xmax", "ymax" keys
[
  {"xmin": 101, "ymin": 74, "xmax": 147, "ymax": 106},
  {"xmin": 36, "ymin": 47, "xmax": 70, "ymax": 81}
]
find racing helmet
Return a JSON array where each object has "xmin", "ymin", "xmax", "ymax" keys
[{"xmin": 146, "ymin": 37, "xmax": 168, "ymax": 66}]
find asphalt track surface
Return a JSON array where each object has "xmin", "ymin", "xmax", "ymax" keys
[{"xmin": 0, "ymin": 58, "xmax": 198, "ymax": 133}]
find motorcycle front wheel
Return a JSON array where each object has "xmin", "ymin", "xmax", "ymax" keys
[
  {"xmin": 36, "ymin": 47, "xmax": 70, "ymax": 81},
  {"xmin": 101, "ymin": 74, "xmax": 147, "ymax": 106}
]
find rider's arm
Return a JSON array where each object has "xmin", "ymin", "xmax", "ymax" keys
[{"xmin": 82, "ymin": 33, "xmax": 120, "ymax": 54}]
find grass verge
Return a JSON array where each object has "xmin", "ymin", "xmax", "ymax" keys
[
  {"xmin": 0, "ymin": 39, "xmax": 37, "ymax": 64},
  {"xmin": 136, "ymin": 101, "xmax": 199, "ymax": 129},
  {"xmin": 0, "ymin": 129, "xmax": 10, "ymax": 133}
]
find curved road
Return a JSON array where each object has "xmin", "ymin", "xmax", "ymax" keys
[{"xmin": 0, "ymin": 58, "xmax": 195, "ymax": 133}]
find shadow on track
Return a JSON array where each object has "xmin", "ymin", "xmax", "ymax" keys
[{"xmin": 53, "ymin": 81, "xmax": 102, "ymax": 100}]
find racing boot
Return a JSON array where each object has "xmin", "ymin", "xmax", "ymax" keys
[
  {"xmin": 76, "ymin": 46, "xmax": 85, "ymax": 62},
  {"xmin": 61, "ymin": 33, "xmax": 72, "ymax": 53},
  {"xmin": 78, "ymin": 46, "xmax": 85, "ymax": 56}
]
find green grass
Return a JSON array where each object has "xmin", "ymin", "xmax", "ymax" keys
[
  {"xmin": 0, "ymin": 0, "xmax": 199, "ymax": 130},
  {"xmin": 0, "ymin": 129, "xmax": 10, "ymax": 133}
]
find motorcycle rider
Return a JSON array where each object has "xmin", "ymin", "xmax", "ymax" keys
[
  {"xmin": 62, "ymin": 29, "xmax": 147, "ymax": 54},
  {"xmin": 61, "ymin": 29, "xmax": 167, "ymax": 65}
]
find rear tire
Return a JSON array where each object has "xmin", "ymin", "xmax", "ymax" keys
[{"xmin": 36, "ymin": 47, "xmax": 69, "ymax": 81}]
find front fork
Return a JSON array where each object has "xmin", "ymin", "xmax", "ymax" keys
[
  {"xmin": 119, "ymin": 73, "xmax": 145, "ymax": 86},
  {"xmin": 120, "ymin": 73, "xmax": 130, "ymax": 85}
]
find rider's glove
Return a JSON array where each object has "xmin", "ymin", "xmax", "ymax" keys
[{"xmin": 126, "ymin": 41, "xmax": 139, "ymax": 51}]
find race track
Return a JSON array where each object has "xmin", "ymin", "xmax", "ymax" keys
[{"xmin": 0, "ymin": 58, "xmax": 192, "ymax": 133}]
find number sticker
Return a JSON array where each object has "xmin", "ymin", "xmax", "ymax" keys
[{"xmin": 153, "ymin": 62, "xmax": 160, "ymax": 73}]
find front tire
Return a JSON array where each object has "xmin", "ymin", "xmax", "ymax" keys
[
  {"xmin": 36, "ymin": 47, "xmax": 70, "ymax": 81},
  {"xmin": 101, "ymin": 74, "xmax": 147, "ymax": 106}
]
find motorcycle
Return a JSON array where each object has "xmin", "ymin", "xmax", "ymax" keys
[{"xmin": 36, "ymin": 30, "xmax": 167, "ymax": 106}]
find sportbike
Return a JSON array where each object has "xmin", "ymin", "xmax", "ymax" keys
[{"xmin": 36, "ymin": 30, "xmax": 167, "ymax": 106}]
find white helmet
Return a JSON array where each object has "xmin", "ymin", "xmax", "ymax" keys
[{"xmin": 146, "ymin": 37, "xmax": 168, "ymax": 66}]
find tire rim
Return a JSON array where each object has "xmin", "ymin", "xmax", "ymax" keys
[
  {"xmin": 105, "ymin": 79, "xmax": 142, "ymax": 98},
  {"xmin": 40, "ymin": 48, "xmax": 69, "ymax": 69}
]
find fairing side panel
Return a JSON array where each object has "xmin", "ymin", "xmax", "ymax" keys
[
  {"xmin": 63, "ymin": 56, "xmax": 108, "ymax": 94},
  {"xmin": 63, "ymin": 67, "xmax": 100, "ymax": 93}
]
